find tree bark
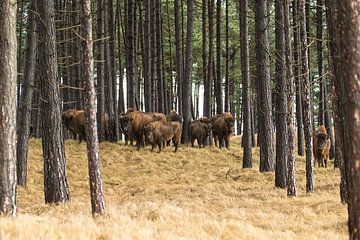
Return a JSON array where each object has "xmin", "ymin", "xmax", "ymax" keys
[
  {"xmin": 0, "ymin": 0, "xmax": 17, "ymax": 217},
  {"xmin": 337, "ymin": 1, "xmax": 360, "ymax": 237},
  {"xmin": 275, "ymin": 0, "xmax": 288, "ymax": 188},
  {"xmin": 37, "ymin": 0, "xmax": 70, "ymax": 203},
  {"xmin": 17, "ymin": 1, "xmax": 37, "ymax": 187},
  {"xmin": 255, "ymin": 0, "xmax": 275, "ymax": 172},
  {"xmin": 80, "ymin": 0, "xmax": 106, "ymax": 216},
  {"xmin": 202, "ymin": 0, "xmax": 208, "ymax": 117},
  {"xmin": 240, "ymin": 0, "xmax": 252, "ymax": 169},
  {"xmin": 284, "ymin": 0, "xmax": 296, "ymax": 197},
  {"xmin": 299, "ymin": 0, "xmax": 314, "ymax": 193},
  {"xmin": 215, "ymin": 0, "xmax": 222, "ymax": 114},
  {"xmin": 174, "ymin": 0, "xmax": 183, "ymax": 113},
  {"xmin": 292, "ymin": 0, "xmax": 305, "ymax": 156},
  {"xmin": 181, "ymin": 0, "xmax": 194, "ymax": 143}
]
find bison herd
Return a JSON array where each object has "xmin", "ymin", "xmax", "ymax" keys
[
  {"xmin": 61, "ymin": 108, "xmax": 332, "ymax": 168},
  {"xmin": 62, "ymin": 108, "xmax": 235, "ymax": 153}
]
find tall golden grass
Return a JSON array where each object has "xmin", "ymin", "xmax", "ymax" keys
[{"xmin": 0, "ymin": 137, "xmax": 347, "ymax": 239}]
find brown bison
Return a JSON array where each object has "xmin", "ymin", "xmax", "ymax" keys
[
  {"xmin": 119, "ymin": 112, "xmax": 134, "ymax": 146},
  {"xmin": 144, "ymin": 121, "xmax": 181, "ymax": 152},
  {"xmin": 313, "ymin": 125, "xmax": 331, "ymax": 168},
  {"xmin": 166, "ymin": 109, "xmax": 183, "ymax": 123},
  {"xmin": 121, "ymin": 109, "xmax": 166, "ymax": 150},
  {"xmin": 62, "ymin": 109, "xmax": 109, "ymax": 143},
  {"xmin": 189, "ymin": 119, "xmax": 211, "ymax": 148},
  {"xmin": 211, "ymin": 112, "xmax": 235, "ymax": 149}
]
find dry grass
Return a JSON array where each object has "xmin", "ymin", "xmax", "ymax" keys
[{"xmin": 0, "ymin": 137, "xmax": 347, "ymax": 239}]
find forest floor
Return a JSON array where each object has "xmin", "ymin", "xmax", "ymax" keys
[{"xmin": 0, "ymin": 137, "xmax": 347, "ymax": 240}]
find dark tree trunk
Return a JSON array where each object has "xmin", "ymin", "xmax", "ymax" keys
[
  {"xmin": 17, "ymin": 1, "xmax": 37, "ymax": 187},
  {"xmin": 337, "ymin": 0, "xmax": 360, "ymax": 237},
  {"xmin": 36, "ymin": 0, "xmax": 70, "ymax": 203},
  {"xmin": 202, "ymin": 0, "xmax": 208, "ymax": 117},
  {"xmin": 165, "ymin": 0, "xmax": 173, "ymax": 111},
  {"xmin": 80, "ymin": 0, "xmax": 106, "ymax": 216},
  {"xmin": 143, "ymin": 0, "xmax": 151, "ymax": 112},
  {"xmin": 96, "ymin": 0, "xmax": 106, "ymax": 142},
  {"xmin": 316, "ymin": 0, "xmax": 325, "ymax": 126},
  {"xmin": 292, "ymin": 0, "xmax": 305, "ymax": 156},
  {"xmin": 126, "ymin": 0, "xmax": 136, "ymax": 109},
  {"xmin": 0, "ymin": 0, "xmax": 17, "ymax": 217},
  {"xmin": 108, "ymin": 0, "xmax": 119, "ymax": 140},
  {"xmin": 156, "ymin": 0, "xmax": 164, "ymax": 113},
  {"xmin": 275, "ymin": 0, "xmax": 288, "ymax": 189},
  {"xmin": 240, "ymin": 0, "xmax": 252, "ymax": 169},
  {"xmin": 255, "ymin": 0, "xmax": 275, "ymax": 172},
  {"xmin": 284, "ymin": 0, "xmax": 296, "ymax": 197},
  {"xmin": 174, "ymin": 0, "xmax": 183, "ymax": 113},
  {"xmin": 116, "ymin": 0, "xmax": 125, "ymax": 117},
  {"xmin": 229, "ymin": 49, "xmax": 236, "ymax": 116},
  {"xmin": 104, "ymin": 0, "xmax": 116, "ymax": 142},
  {"xmin": 299, "ymin": 0, "xmax": 314, "ymax": 193},
  {"xmin": 215, "ymin": 0, "xmax": 222, "ymax": 114},
  {"xmin": 325, "ymin": 0, "xmax": 348, "ymax": 203},
  {"xmin": 205, "ymin": 0, "xmax": 215, "ymax": 117},
  {"xmin": 305, "ymin": 1, "xmax": 314, "ymax": 131},
  {"xmin": 181, "ymin": 0, "xmax": 194, "ymax": 144},
  {"xmin": 224, "ymin": 0, "xmax": 229, "ymax": 112}
]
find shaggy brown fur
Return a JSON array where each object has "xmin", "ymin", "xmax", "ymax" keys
[
  {"xmin": 62, "ymin": 109, "xmax": 109, "ymax": 143},
  {"xmin": 189, "ymin": 120, "xmax": 211, "ymax": 148},
  {"xmin": 211, "ymin": 112, "xmax": 235, "ymax": 149},
  {"xmin": 166, "ymin": 110, "xmax": 183, "ymax": 123},
  {"xmin": 313, "ymin": 125, "xmax": 331, "ymax": 168},
  {"xmin": 124, "ymin": 110, "xmax": 166, "ymax": 150},
  {"xmin": 144, "ymin": 121, "xmax": 181, "ymax": 152}
]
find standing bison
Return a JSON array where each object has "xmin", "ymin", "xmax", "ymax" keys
[
  {"xmin": 189, "ymin": 118, "xmax": 211, "ymax": 148},
  {"xmin": 144, "ymin": 121, "xmax": 181, "ymax": 152},
  {"xmin": 166, "ymin": 109, "xmax": 183, "ymax": 123},
  {"xmin": 211, "ymin": 112, "xmax": 235, "ymax": 149},
  {"xmin": 62, "ymin": 109, "xmax": 109, "ymax": 143},
  {"xmin": 120, "ymin": 109, "xmax": 166, "ymax": 150},
  {"xmin": 313, "ymin": 125, "xmax": 331, "ymax": 168}
]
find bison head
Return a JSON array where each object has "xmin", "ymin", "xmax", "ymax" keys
[
  {"xmin": 222, "ymin": 112, "xmax": 235, "ymax": 134},
  {"xmin": 144, "ymin": 124, "xmax": 155, "ymax": 143},
  {"xmin": 119, "ymin": 114, "xmax": 131, "ymax": 133},
  {"xmin": 317, "ymin": 133, "xmax": 329, "ymax": 151},
  {"xmin": 62, "ymin": 110, "xmax": 76, "ymax": 127}
]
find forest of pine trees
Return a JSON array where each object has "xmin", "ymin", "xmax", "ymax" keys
[{"xmin": 0, "ymin": 0, "xmax": 360, "ymax": 237}]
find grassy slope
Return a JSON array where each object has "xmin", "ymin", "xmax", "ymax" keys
[{"xmin": 0, "ymin": 137, "xmax": 347, "ymax": 240}]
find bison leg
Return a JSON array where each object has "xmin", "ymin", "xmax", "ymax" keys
[
  {"xmin": 191, "ymin": 138, "xmax": 195, "ymax": 147},
  {"xmin": 225, "ymin": 135, "xmax": 230, "ymax": 149},
  {"xmin": 218, "ymin": 136, "xmax": 223, "ymax": 149}
]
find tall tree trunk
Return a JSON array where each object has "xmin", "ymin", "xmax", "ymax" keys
[
  {"xmin": 174, "ymin": 0, "xmax": 183, "ymax": 113},
  {"xmin": 305, "ymin": 1, "xmax": 314, "ymax": 131},
  {"xmin": 143, "ymin": 0, "xmax": 151, "ymax": 112},
  {"xmin": 325, "ymin": 0, "xmax": 348, "ymax": 203},
  {"xmin": 337, "ymin": 1, "xmax": 360, "ymax": 237},
  {"xmin": 205, "ymin": 0, "xmax": 215, "ymax": 118},
  {"xmin": 275, "ymin": 0, "xmax": 288, "ymax": 188},
  {"xmin": 17, "ymin": 1, "xmax": 37, "ymax": 187},
  {"xmin": 165, "ymin": 0, "xmax": 173, "ymax": 111},
  {"xmin": 255, "ymin": 0, "xmax": 275, "ymax": 172},
  {"xmin": 224, "ymin": 0, "xmax": 229, "ymax": 112},
  {"xmin": 156, "ymin": 0, "xmax": 164, "ymax": 113},
  {"xmin": 96, "ymin": 0, "xmax": 105, "ymax": 141},
  {"xmin": 240, "ymin": 0, "xmax": 252, "ymax": 169},
  {"xmin": 127, "ymin": 0, "xmax": 136, "ymax": 109},
  {"xmin": 104, "ymin": 0, "xmax": 116, "ymax": 142},
  {"xmin": 292, "ymin": 0, "xmax": 305, "ymax": 156},
  {"xmin": 80, "ymin": 0, "xmax": 106, "ymax": 216},
  {"xmin": 0, "ymin": 0, "xmax": 17, "ymax": 217},
  {"xmin": 36, "ymin": 0, "xmax": 70, "ymax": 203},
  {"xmin": 299, "ymin": 0, "xmax": 314, "ymax": 193},
  {"xmin": 116, "ymin": 0, "xmax": 125, "ymax": 117},
  {"xmin": 202, "ymin": 0, "xmax": 208, "ymax": 117},
  {"xmin": 317, "ymin": 0, "xmax": 325, "ymax": 126},
  {"xmin": 108, "ymin": 0, "xmax": 119, "ymax": 140},
  {"xmin": 284, "ymin": 0, "xmax": 296, "ymax": 196},
  {"xmin": 181, "ymin": 0, "xmax": 194, "ymax": 143},
  {"xmin": 215, "ymin": 0, "xmax": 222, "ymax": 114}
]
